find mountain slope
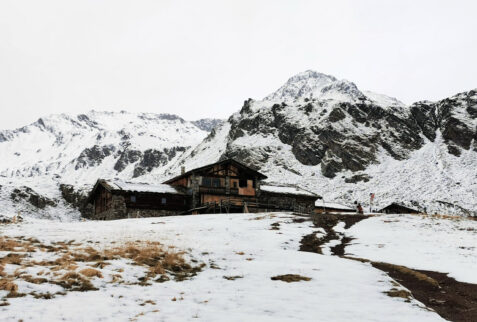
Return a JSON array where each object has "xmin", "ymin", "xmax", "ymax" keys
[
  {"xmin": 2, "ymin": 71, "xmax": 475, "ymax": 219},
  {"xmin": 168, "ymin": 71, "xmax": 477, "ymax": 216},
  {"xmin": 0, "ymin": 111, "xmax": 222, "ymax": 219}
]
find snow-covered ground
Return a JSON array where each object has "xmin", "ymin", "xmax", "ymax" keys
[
  {"xmin": 0, "ymin": 213, "xmax": 443, "ymax": 321},
  {"xmin": 344, "ymin": 213, "xmax": 477, "ymax": 284}
]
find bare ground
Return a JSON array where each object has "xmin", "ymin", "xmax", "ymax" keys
[{"xmin": 300, "ymin": 213, "xmax": 477, "ymax": 322}]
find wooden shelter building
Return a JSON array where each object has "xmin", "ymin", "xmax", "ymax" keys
[
  {"xmin": 379, "ymin": 203, "xmax": 420, "ymax": 214},
  {"xmin": 88, "ymin": 158, "xmax": 320, "ymax": 219}
]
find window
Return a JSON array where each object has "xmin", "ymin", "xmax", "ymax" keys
[
  {"xmin": 212, "ymin": 178, "xmax": 221, "ymax": 187},
  {"xmin": 239, "ymin": 179, "xmax": 247, "ymax": 188},
  {"xmin": 130, "ymin": 195, "xmax": 136, "ymax": 202},
  {"xmin": 161, "ymin": 197, "xmax": 167, "ymax": 205},
  {"xmin": 233, "ymin": 181, "xmax": 237, "ymax": 188},
  {"xmin": 202, "ymin": 177, "xmax": 212, "ymax": 187}
]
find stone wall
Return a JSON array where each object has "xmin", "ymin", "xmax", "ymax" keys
[
  {"xmin": 258, "ymin": 193, "xmax": 315, "ymax": 214},
  {"xmin": 92, "ymin": 194, "xmax": 127, "ymax": 220},
  {"xmin": 91, "ymin": 194, "xmax": 182, "ymax": 220},
  {"xmin": 125, "ymin": 208, "xmax": 180, "ymax": 218}
]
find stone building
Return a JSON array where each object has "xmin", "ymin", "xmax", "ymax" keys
[
  {"xmin": 258, "ymin": 185, "xmax": 319, "ymax": 214},
  {"xmin": 87, "ymin": 180, "xmax": 189, "ymax": 220},
  {"xmin": 379, "ymin": 203, "xmax": 420, "ymax": 214},
  {"xmin": 314, "ymin": 201, "xmax": 355, "ymax": 214},
  {"xmin": 88, "ymin": 158, "xmax": 320, "ymax": 219}
]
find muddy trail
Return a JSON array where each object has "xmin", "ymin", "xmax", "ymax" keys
[{"xmin": 299, "ymin": 213, "xmax": 477, "ymax": 322}]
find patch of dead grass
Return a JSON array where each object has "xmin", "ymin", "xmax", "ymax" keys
[
  {"xmin": 0, "ymin": 253, "xmax": 26, "ymax": 265},
  {"xmin": 55, "ymin": 271, "xmax": 98, "ymax": 292},
  {"xmin": 79, "ymin": 268, "xmax": 103, "ymax": 278},
  {"xmin": 0, "ymin": 279, "xmax": 18, "ymax": 292},
  {"xmin": 385, "ymin": 288, "xmax": 412, "ymax": 301},
  {"xmin": 373, "ymin": 262, "xmax": 440, "ymax": 289},
  {"xmin": 0, "ymin": 236, "xmax": 202, "ymax": 301},
  {"xmin": 223, "ymin": 275, "xmax": 243, "ymax": 280},
  {"xmin": 271, "ymin": 274, "xmax": 312, "ymax": 282}
]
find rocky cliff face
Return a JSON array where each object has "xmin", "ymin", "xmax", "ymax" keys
[
  {"xmin": 192, "ymin": 118, "xmax": 225, "ymax": 132},
  {"xmin": 411, "ymin": 90, "xmax": 477, "ymax": 156},
  {"xmin": 169, "ymin": 71, "xmax": 477, "ymax": 216}
]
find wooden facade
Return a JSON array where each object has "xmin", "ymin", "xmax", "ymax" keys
[
  {"xmin": 164, "ymin": 159, "xmax": 267, "ymax": 213},
  {"xmin": 88, "ymin": 159, "xmax": 321, "ymax": 220}
]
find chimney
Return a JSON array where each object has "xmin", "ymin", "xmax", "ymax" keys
[{"xmin": 181, "ymin": 166, "xmax": 185, "ymax": 175}]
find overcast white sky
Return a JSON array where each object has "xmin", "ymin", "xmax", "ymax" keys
[{"xmin": 1, "ymin": 0, "xmax": 476, "ymax": 129}]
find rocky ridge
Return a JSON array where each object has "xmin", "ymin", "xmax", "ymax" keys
[{"xmin": 168, "ymin": 71, "xmax": 477, "ymax": 216}]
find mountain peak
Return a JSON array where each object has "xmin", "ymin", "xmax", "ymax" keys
[
  {"xmin": 287, "ymin": 70, "xmax": 337, "ymax": 83},
  {"xmin": 264, "ymin": 70, "xmax": 348, "ymax": 102},
  {"xmin": 263, "ymin": 70, "xmax": 405, "ymax": 108}
]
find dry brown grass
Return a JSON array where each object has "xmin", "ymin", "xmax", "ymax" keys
[
  {"xmin": 55, "ymin": 271, "xmax": 97, "ymax": 292},
  {"xmin": 79, "ymin": 268, "xmax": 103, "ymax": 278},
  {"xmin": 0, "ymin": 253, "xmax": 26, "ymax": 265},
  {"xmin": 271, "ymin": 274, "xmax": 312, "ymax": 282},
  {"xmin": 31, "ymin": 291, "xmax": 54, "ymax": 299},
  {"xmin": 374, "ymin": 262, "xmax": 440, "ymax": 288},
  {"xmin": 103, "ymin": 242, "xmax": 195, "ymax": 281},
  {"xmin": 22, "ymin": 275, "xmax": 48, "ymax": 284},
  {"xmin": 0, "ymin": 279, "xmax": 18, "ymax": 292},
  {"xmin": 91, "ymin": 261, "xmax": 110, "ymax": 269},
  {"xmin": 0, "ymin": 237, "xmax": 23, "ymax": 251},
  {"xmin": 385, "ymin": 288, "xmax": 412, "ymax": 300},
  {"xmin": 0, "ymin": 236, "xmax": 202, "ymax": 300},
  {"xmin": 140, "ymin": 299, "xmax": 156, "ymax": 306},
  {"xmin": 109, "ymin": 274, "xmax": 123, "ymax": 284}
]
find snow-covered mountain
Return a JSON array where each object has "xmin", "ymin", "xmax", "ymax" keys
[
  {"xmin": 168, "ymin": 71, "xmax": 477, "ymax": 216},
  {"xmin": 0, "ymin": 111, "xmax": 223, "ymax": 220},
  {"xmin": 1, "ymin": 70, "xmax": 476, "ymax": 219}
]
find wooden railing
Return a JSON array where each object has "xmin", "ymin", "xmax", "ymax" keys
[
  {"xmin": 199, "ymin": 198, "xmax": 312, "ymax": 214},
  {"xmin": 198, "ymin": 187, "xmax": 239, "ymax": 195}
]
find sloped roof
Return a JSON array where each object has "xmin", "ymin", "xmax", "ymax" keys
[
  {"xmin": 163, "ymin": 158, "xmax": 267, "ymax": 183},
  {"xmin": 314, "ymin": 201, "xmax": 354, "ymax": 210},
  {"xmin": 260, "ymin": 184, "xmax": 319, "ymax": 198},
  {"xmin": 87, "ymin": 179, "xmax": 186, "ymax": 203},
  {"xmin": 379, "ymin": 202, "xmax": 419, "ymax": 212},
  {"xmin": 107, "ymin": 180, "xmax": 186, "ymax": 195}
]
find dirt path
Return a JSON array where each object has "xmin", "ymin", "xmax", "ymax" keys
[{"xmin": 300, "ymin": 213, "xmax": 477, "ymax": 322}]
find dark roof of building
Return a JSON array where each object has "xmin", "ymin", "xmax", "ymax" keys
[
  {"xmin": 314, "ymin": 201, "xmax": 353, "ymax": 210},
  {"xmin": 260, "ymin": 184, "xmax": 320, "ymax": 199},
  {"xmin": 163, "ymin": 158, "xmax": 267, "ymax": 183},
  {"xmin": 87, "ymin": 179, "xmax": 187, "ymax": 203},
  {"xmin": 379, "ymin": 202, "xmax": 419, "ymax": 213}
]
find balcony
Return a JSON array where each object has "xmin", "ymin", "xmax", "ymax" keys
[{"xmin": 199, "ymin": 186, "xmax": 239, "ymax": 195}]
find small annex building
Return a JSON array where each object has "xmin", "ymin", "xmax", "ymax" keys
[
  {"xmin": 88, "ymin": 158, "xmax": 321, "ymax": 220},
  {"xmin": 379, "ymin": 202, "xmax": 420, "ymax": 214},
  {"xmin": 314, "ymin": 201, "xmax": 355, "ymax": 214},
  {"xmin": 87, "ymin": 180, "xmax": 189, "ymax": 220},
  {"xmin": 259, "ymin": 185, "xmax": 318, "ymax": 214}
]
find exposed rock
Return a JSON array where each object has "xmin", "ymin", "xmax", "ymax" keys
[
  {"xmin": 10, "ymin": 186, "xmax": 57, "ymax": 209},
  {"xmin": 345, "ymin": 174, "xmax": 371, "ymax": 183},
  {"xmin": 328, "ymin": 107, "xmax": 346, "ymax": 122},
  {"xmin": 192, "ymin": 118, "xmax": 225, "ymax": 132},
  {"xmin": 114, "ymin": 149, "xmax": 142, "ymax": 172},
  {"xmin": 59, "ymin": 184, "xmax": 93, "ymax": 218},
  {"xmin": 133, "ymin": 147, "xmax": 187, "ymax": 178},
  {"xmin": 75, "ymin": 145, "xmax": 116, "ymax": 170}
]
